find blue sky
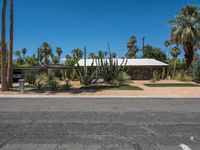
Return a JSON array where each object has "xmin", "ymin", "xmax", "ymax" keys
[{"xmin": 1, "ymin": 0, "xmax": 199, "ymax": 58}]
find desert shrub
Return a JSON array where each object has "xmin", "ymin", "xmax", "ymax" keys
[
  {"xmin": 112, "ymin": 72, "xmax": 131, "ymax": 86},
  {"xmin": 62, "ymin": 80, "xmax": 73, "ymax": 90},
  {"xmin": 190, "ymin": 56, "xmax": 200, "ymax": 84},
  {"xmin": 151, "ymin": 71, "xmax": 161, "ymax": 83},
  {"xmin": 34, "ymin": 74, "xmax": 47, "ymax": 90},
  {"xmin": 175, "ymin": 70, "xmax": 193, "ymax": 81},
  {"xmin": 34, "ymin": 80, "xmax": 44, "ymax": 90},
  {"xmin": 168, "ymin": 60, "xmax": 187, "ymax": 70},
  {"xmin": 52, "ymin": 69, "xmax": 63, "ymax": 79},
  {"xmin": 24, "ymin": 70, "xmax": 37, "ymax": 84},
  {"xmin": 47, "ymin": 74, "xmax": 60, "ymax": 90}
]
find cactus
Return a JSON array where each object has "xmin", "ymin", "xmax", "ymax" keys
[
  {"xmin": 151, "ymin": 70, "xmax": 161, "ymax": 83},
  {"xmin": 75, "ymin": 47, "xmax": 98, "ymax": 85},
  {"xmin": 97, "ymin": 44, "xmax": 127, "ymax": 83},
  {"xmin": 161, "ymin": 67, "xmax": 166, "ymax": 80}
]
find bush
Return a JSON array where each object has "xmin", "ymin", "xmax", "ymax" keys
[
  {"xmin": 34, "ymin": 80, "xmax": 44, "ymax": 90},
  {"xmin": 190, "ymin": 56, "xmax": 200, "ymax": 83},
  {"xmin": 47, "ymin": 74, "xmax": 60, "ymax": 90},
  {"xmin": 175, "ymin": 70, "xmax": 193, "ymax": 81},
  {"xmin": 112, "ymin": 72, "xmax": 131, "ymax": 86},
  {"xmin": 62, "ymin": 80, "xmax": 73, "ymax": 90},
  {"xmin": 25, "ymin": 70, "xmax": 37, "ymax": 84},
  {"xmin": 34, "ymin": 74, "xmax": 47, "ymax": 90}
]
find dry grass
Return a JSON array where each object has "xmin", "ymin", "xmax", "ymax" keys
[{"xmin": 0, "ymin": 80, "xmax": 200, "ymax": 97}]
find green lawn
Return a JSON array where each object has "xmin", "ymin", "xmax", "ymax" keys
[
  {"xmin": 81, "ymin": 85, "xmax": 143, "ymax": 91},
  {"xmin": 144, "ymin": 83, "xmax": 200, "ymax": 87}
]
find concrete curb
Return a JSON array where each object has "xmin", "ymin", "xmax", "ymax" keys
[{"xmin": 0, "ymin": 95, "xmax": 200, "ymax": 99}]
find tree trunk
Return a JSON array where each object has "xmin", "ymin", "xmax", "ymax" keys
[
  {"xmin": 1, "ymin": 0, "xmax": 8, "ymax": 91},
  {"xmin": 58, "ymin": 55, "xmax": 61, "ymax": 64},
  {"xmin": 173, "ymin": 59, "xmax": 177, "ymax": 78},
  {"xmin": 7, "ymin": 0, "xmax": 14, "ymax": 88},
  {"xmin": 184, "ymin": 42, "xmax": 194, "ymax": 66}
]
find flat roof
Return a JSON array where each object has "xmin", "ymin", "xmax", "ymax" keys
[{"xmin": 77, "ymin": 59, "xmax": 168, "ymax": 67}]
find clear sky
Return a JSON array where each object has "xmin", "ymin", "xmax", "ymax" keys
[{"xmin": 1, "ymin": 0, "xmax": 199, "ymax": 58}]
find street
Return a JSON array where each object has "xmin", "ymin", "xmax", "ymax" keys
[{"xmin": 0, "ymin": 97, "xmax": 200, "ymax": 150}]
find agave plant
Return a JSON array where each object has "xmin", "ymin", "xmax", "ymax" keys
[
  {"xmin": 97, "ymin": 45, "xmax": 127, "ymax": 83},
  {"xmin": 74, "ymin": 47, "xmax": 98, "ymax": 85}
]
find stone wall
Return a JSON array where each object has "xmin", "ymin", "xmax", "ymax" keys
[{"xmin": 126, "ymin": 66, "xmax": 165, "ymax": 80}]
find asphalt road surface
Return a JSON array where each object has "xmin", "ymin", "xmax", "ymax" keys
[{"xmin": 0, "ymin": 97, "xmax": 200, "ymax": 150}]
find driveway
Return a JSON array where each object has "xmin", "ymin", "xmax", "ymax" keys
[{"xmin": 0, "ymin": 97, "xmax": 200, "ymax": 150}]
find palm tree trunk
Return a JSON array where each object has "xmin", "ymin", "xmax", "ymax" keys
[
  {"xmin": 184, "ymin": 42, "xmax": 194, "ymax": 66},
  {"xmin": 173, "ymin": 59, "xmax": 177, "ymax": 78},
  {"xmin": 1, "ymin": 0, "xmax": 8, "ymax": 91},
  {"xmin": 58, "ymin": 55, "xmax": 61, "ymax": 64},
  {"xmin": 7, "ymin": 0, "xmax": 14, "ymax": 88}
]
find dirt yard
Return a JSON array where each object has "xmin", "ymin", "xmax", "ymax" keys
[{"xmin": 0, "ymin": 80, "xmax": 200, "ymax": 97}]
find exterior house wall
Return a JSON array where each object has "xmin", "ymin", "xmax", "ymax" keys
[{"xmin": 126, "ymin": 66, "xmax": 165, "ymax": 80}]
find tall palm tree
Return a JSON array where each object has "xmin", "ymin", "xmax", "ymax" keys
[
  {"xmin": 170, "ymin": 46, "xmax": 181, "ymax": 76},
  {"xmin": 65, "ymin": 54, "xmax": 72, "ymax": 60},
  {"xmin": 72, "ymin": 49, "xmax": 83, "ymax": 60},
  {"xmin": 169, "ymin": 5, "xmax": 200, "ymax": 66},
  {"xmin": 111, "ymin": 52, "xmax": 117, "ymax": 58},
  {"xmin": 88, "ymin": 52, "xmax": 96, "ymax": 59},
  {"xmin": 56, "ymin": 47, "xmax": 62, "ymax": 64},
  {"xmin": 21, "ymin": 48, "xmax": 27, "ymax": 61},
  {"xmin": 37, "ymin": 48, "xmax": 44, "ymax": 65},
  {"xmin": 1, "ymin": 0, "xmax": 8, "ymax": 91},
  {"xmin": 7, "ymin": 0, "xmax": 14, "ymax": 88},
  {"xmin": 98, "ymin": 50, "xmax": 105, "ymax": 59},
  {"xmin": 40, "ymin": 42, "xmax": 52, "ymax": 65},
  {"xmin": 164, "ymin": 40, "xmax": 171, "ymax": 58},
  {"xmin": 15, "ymin": 50, "xmax": 22, "ymax": 64},
  {"xmin": 126, "ymin": 36, "xmax": 138, "ymax": 58}
]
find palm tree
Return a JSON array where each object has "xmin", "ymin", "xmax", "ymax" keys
[
  {"xmin": 65, "ymin": 54, "xmax": 72, "ymax": 60},
  {"xmin": 170, "ymin": 46, "xmax": 181, "ymax": 76},
  {"xmin": 51, "ymin": 55, "xmax": 59, "ymax": 64},
  {"xmin": 72, "ymin": 49, "xmax": 83, "ymax": 60},
  {"xmin": 7, "ymin": 0, "xmax": 14, "ymax": 88},
  {"xmin": 164, "ymin": 40, "xmax": 171, "ymax": 58},
  {"xmin": 37, "ymin": 48, "xmax": 44, "ymax": 65},
  {"xmin": 126, "ymin": 36, "xmax": 138, "ymax": 58},
  {"xmin": 40, "ymin": 42, "xmax": 52, "ymax": 65},
  {"xmin": 98, "ymin": 51, "xmax": 105, "ymax": 59},
  {"xmin": 1, "ymin": 0, "xmax": 8, "ymax": 91},
  {"xmin": 88, "ymin": 52, "xmax": 96, "ymax": 59},
  {"xmin": 169, "ymin": 5, "xmax": 200, "ymax": 66},
  {"xmin": 15, "ymin": 50, "xmax": 22, "ymax": 64},
  {"xmin": 21, "ymin": 48, "xmax": 27, "ymax": 61},
  {"xmin": 111, "ymin": 52, "xmax": 117, "ymax": 58},
  {"xmin": 56, "ymin": 47, "xmax": 62, "ymax": 64}
]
